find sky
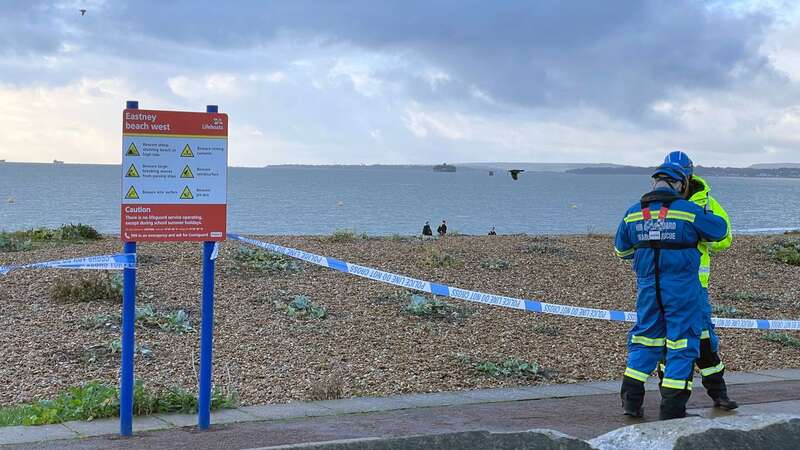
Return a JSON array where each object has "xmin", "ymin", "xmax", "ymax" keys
[{"xmin": 0, "ymin": 0, "xmax": 799, "ymax": 167}]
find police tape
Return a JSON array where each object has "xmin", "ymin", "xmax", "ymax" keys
[
  {"xmin": 228, "ymin": 233, "xmax": 800, "ymax": 331},
  {"xmin": 0, "ymin": 254, "xmax": 137, "ymax": 276}
]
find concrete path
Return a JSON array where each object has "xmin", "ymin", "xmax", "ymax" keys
[{"xmin": 1, "ymin": 369, "xmax": 799, "ymax": 449}]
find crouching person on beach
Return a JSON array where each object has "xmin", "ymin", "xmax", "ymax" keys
[{"xmin": 613, "ymin": 163, "xmax": 728, "ymax": 420}]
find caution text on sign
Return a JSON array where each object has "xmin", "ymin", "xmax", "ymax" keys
[{"xmin": 121, "ymin": 109, "xmax": 227, "ymax": 242}]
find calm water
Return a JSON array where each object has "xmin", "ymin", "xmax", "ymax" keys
[{"xmin": 1, "ymin": 163, "xmax": 799, "ymax": 236}]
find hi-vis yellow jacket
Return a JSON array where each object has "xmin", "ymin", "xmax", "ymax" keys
[{"xmin": 689, "ymin": 175, "xmax": 732, "ymax": 288}]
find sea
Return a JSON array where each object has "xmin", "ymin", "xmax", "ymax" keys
[{"xmin": 1, "ymin": 163, "xmax": 799, "ymax": 236}]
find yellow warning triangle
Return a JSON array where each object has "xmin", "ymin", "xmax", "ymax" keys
[
  {"xmin": 126, "ymin": 164, "xmax": 140, "ymax": 178},
  {"xmin": 126, "ymin": 143, "xmax": 140, "ymax": 156},
  {"xmin": 180, "ymin": 186, "xmax": 194, "ymax": 200},
  {"xmin": 125, "ymin": 186, "xmax": 139, "ymax": 199},
  {"xmin": 180, "ymin": 144, "xmax": 194, "ymax": 157},
  {"xmin": 180, "ymin": 165, "xmax": 194, "ymax": 178}
]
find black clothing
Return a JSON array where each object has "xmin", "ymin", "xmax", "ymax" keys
[
  {"xmin": 422, "ymin": 224, "xmax": 432, "ymax": 236},
  {"xmin": 437, "ymin": 223, "xmax": 447, "ymax": 236}
]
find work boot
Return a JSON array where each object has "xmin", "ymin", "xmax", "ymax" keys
[
  {"xmin": 713, "ymin": 393, "xmax": 739, "ymax": 410},
  {"xmin": 620, "ymin": 376, "xmax": 645, "ymax": 418},
  {"xmin": 659, "ymin": 385, "xmax": 691, "ymax": 420}
]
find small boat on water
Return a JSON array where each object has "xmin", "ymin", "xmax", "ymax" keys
[
  {"xmin": 7, "ymin": 196, "xmax": 15, "ymax": 204},
  {"xmin": 53, "ymin": 159, "xmax": 64, "ymax": 164}
]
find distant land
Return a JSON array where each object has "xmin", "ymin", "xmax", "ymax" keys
[
  {"xmin": 566, "ymin": 165, "xmax": 800, "ymax": 178},
  {"xmin": 459, "ymin": 162, "xmax": 624, "ymax": 172}
]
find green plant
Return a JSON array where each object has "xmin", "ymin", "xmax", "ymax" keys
[
  {"xmin": 0, "ymin": 381, "xmax": 237, "ymax": 427},
  {"xmin": 404, "ymin": 294, "xmax": 473, "ymax": 321},
  {"xmin": 531, "ymin": 323, "xmax": 561, "ymax": 336},
  {"xmin": 763, "ymin": 332, "xmax": 800, "ymax": 349},
  {"xmin": 57, "ymin": 224, "xmax": 102, "ymax": 241},
  {"xmin": 274, "ymin": 295, "xmax": 327, "ymax": 319},
  {"xmin": 765, "ymin": 239, "xmax": 800, "ymax": 266},
  {"xmin": 80, "ymin": 305, "xmax": 194, "ymax": 334},
  {"xmin": 474, "ymin": 357, "xmax": 545, "ymax": 378},
  {"xmin": 329, "ymin": 229, "xmax": 365, "ymax": 243},
  {"xmin": 481, "ymin": 258, "xmax": 511, "ymax": 270},
  {"xmin": 81, "ymin": 340, "xmax": 152, "ymax": 363},
  {"xmin": 0, "ymin": 233, "xmax": 32, "ymax": 252},
  {"xmin": 234, "ymin": 246, "xmax": 300, "ymax": 272},
  {"xmin": 419, "ymin": 247, "xmax": 457, "ymax": 268},
  {"xmin": 51, "ymin": 273, "xmax": 123, "ymax": 302},
  {"xmin": 723, "ymin": 292, "xmax": 774, "ymax": 303},
  {"xmin": 711, "ymin": 304, "xmax": 746, "ymax": 318}
]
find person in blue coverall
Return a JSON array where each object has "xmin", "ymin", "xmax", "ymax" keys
[{"xmin": 614, "ymin": 163, "xmax": 728, "ymax": 420}]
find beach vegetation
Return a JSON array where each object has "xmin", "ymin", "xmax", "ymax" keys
[
  {"xmin": 0, "ymin": 381, "xmax": 237, "ymax": 427},
  {"xmin": 404, "ymin": 294, "xmax": 473, "ymax": 321},
  {"xmin": 481, "ymin": 258, "xmax": 511, "ymax": 270},
  {"xmin": 762, "ymin": 332, "xmax": 800, "ymax": 349},
  {"xmin": 531, "ymin": 323, "xmax": 561, "ymax": 336},
  {"xmin": 419, "ymin": 246, "xmax": 457, "ymax": 267},
  {"xmin": 80, "ymin": 305, "xmax": 194, "ymax": 334},
  {"xmin": 274, "ymin": 295, "xmax": 327, "ymax": 319},
  {"xmin": 81, "ymin": 339, "xmax": 153, "ymax": 364},
  {"xmin": 765, "ymin": 239, "xmax": 800, "ymax": 266},
  {"xmin": 722, "ymin": 292, "xmax": 774, "ymax": 303},
  {"xmin": 52, "ymin": 273, "xmax": 123, "ymax": 302},
  {"xmin": 711, "ymin": 304, "xmax": 746, "ymax": 318},
  {"xmin": 329, "ymin": 229, "xmax": 367, "ymax": 242},
  {"xmin": 234, "ymin": 246, "xmax": 300, "ymax": 272},
  {"xmin": 518, "ymin": 240, "xmax": 565, "ymax": 256},
  {"xmin": 0, "ymin": 224, "xmax": 101, "ymax": 252},
  {"xmin": 307, "ymin": 375, "xmax": 344, "ymax": 401},
  {"xmin": 473, "ymin": 357, "xmax": 546, "ymax": 379}
]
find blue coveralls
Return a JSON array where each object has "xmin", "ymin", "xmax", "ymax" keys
[{"xmin": 614, "ymin": 188, "xmax": 727, "ymax": 411}]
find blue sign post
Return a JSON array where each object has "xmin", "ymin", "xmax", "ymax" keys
[
  {"xmin": 198, "ymin": 104, "xmax": 219, "ymax": 429},
  {"xmin": 120, "ymin": 100, "xmax": 139, "ymax": 437},
  {"xmin": 118, "ymin": 102, "xmax": 227, "ymax": 436}
]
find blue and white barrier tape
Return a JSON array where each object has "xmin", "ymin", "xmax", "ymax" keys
[
  {"xmin": 0, "ymin": 254, "xmax": 136, "ymax": 276},
  {"xmin": 228, "ymin": 233, "xmax": 800, "ymax": 331}
]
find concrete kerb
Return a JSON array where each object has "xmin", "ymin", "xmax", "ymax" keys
[{"xmin": 0, "ymin": 369, "xmax": 797, "ymax": 446}]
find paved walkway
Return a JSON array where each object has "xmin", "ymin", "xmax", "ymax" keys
[{"xmin": 2, "ymin": 369, "xmax": 799, "ymax": 449}]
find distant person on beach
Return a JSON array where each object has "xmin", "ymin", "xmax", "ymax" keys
[
  {"xmin": 658, "ymin": 150, "xmax": 738, "ymax": 411},
  {"xmin": 614, "ymin": 163, "xmax": 727, "ymax": 420},
  {"xmin": 488, "ymin": 226, "xmax": 497, "ymax": 235},
  {"xmin": 422, "ymin": 221, "xmax": 433, "ymax": 237},
  {"xmin": 437, "ymin": 220, "xmax": 447, "ymax": 236}
]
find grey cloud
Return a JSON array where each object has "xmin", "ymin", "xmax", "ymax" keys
[{"xmin": 0, "ymin": 0, "xmax": 787, "ymax": 124}]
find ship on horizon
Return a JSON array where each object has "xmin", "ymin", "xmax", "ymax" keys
[{"xmin": 433, "ymin": 163, "xmax": 456, "ymax": 172}]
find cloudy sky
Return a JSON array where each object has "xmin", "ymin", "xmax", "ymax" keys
[{"xmin": 1, "ymin": 0, "xmax": 799, "ymax": 167}]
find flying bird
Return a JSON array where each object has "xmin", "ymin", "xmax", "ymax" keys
[
  {"xmin": 80, "ymin": 9, "xmax": 86, "ymax": 16},
  {"xmin": 508, "ymin": 169, "xmax": 525, "ymax": 180}
]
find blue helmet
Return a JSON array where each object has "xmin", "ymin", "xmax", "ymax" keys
[
  {"xmin": 652, "ymin": 162, "xmax": 687, "ymax": 183},
  {"xmin": 664, "ymin": 150, "xmax": 693, "ymax": 178}
]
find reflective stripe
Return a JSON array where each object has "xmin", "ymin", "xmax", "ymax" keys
[
  {"xmin": 624, "ymin": 367, "xmax": 650, "ymax": 382},
  {"xmin": 700, "ymin": 330, "xmax": 710, "ymax": 339},
  {"xmin": 632, "ymin": 335, "xmax": 666, "ymax": 347},
  {"xmin": 700, "ymin": 362, "xmax": 725, "ymax": 377},
  {"xmin": 665, "ymin": 211, "xmax": 695, "ymax": 222},
  {"xmin": 698, "ymin": 267, "xmax": 710, "ymax": 274},
  {"xmin": 658, "ymin": 363, "xmax": 665, "ymax": 372},
  {"xmin": 666, "ymin": 338, "xmax": 688, "ymax": 349},
  {"xmin": 624, "ymin": 212, "xmax": 644, "ymax": 223},
  {"xmin": 624, "ymin": 210, "xmax": 695, "ymax": 223},
  {"xmin": 615, "ymin": 247, "xmax": 635, "ymax": 258},
  {"xmin": 662, "ymin": 378, "xmax": 693, "ymax": 390}
]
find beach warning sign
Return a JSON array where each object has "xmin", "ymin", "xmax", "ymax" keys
[
  {"xmin": 126, "ymin": 164, "xmax": 140, "ymax": 178},
  {"xmin": 121, "ymin": 108, "xmax": 228, "ymax": 242}
]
